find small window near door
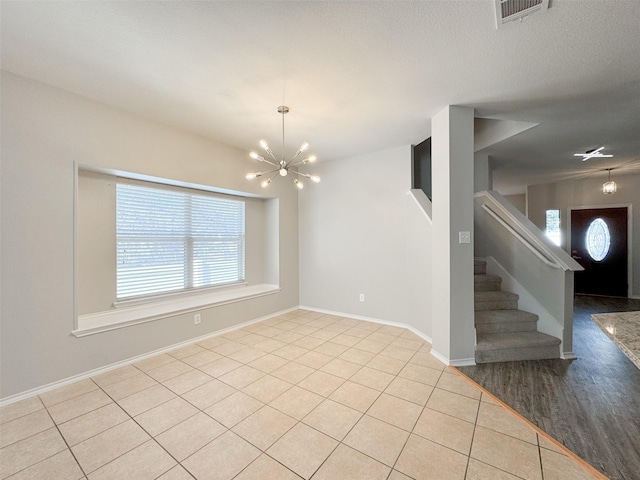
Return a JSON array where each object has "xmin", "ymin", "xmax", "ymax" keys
[{"xmin": 545, "ymin": 209, "xmax": 561, "ymax": 246}]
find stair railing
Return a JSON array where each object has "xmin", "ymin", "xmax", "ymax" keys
[
  {"xmin": 481, "ymin": 204, "xmax": 561, "ymax": 269},
  {"xmin": 474, "ymin": 190, "xmax": 583, "ymax": 359},
  {"xmin": 475, "ymin": 191, "xmax": 581, "ymax": 272}
]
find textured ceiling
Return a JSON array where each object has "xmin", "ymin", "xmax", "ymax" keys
[{"xmin": 2, "ymin": 1, "xmax": 639, "ymax": 194}]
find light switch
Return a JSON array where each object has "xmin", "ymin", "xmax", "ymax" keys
[{"xmin": 459, "ymin": 231, "xmax": 471, "ymax": 244}]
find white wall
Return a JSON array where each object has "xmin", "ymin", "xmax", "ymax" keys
[
  {"xmin": 528, "ymin": 173, "xmax": 640, "ymax": 297},
  {"xmin": 431, "ymin": 106, "xmax": 475, "ymax": 365},
  {"xmin": 0, "ymin": 72, "xmax": 299, "ymax": 398},
  {"xmin": 504, "ymin": 194, "xmax": 526, "ymax": 215},
  {"xmin": 298, "ymin": 145, "xmax": 432, "ymax": 336}
]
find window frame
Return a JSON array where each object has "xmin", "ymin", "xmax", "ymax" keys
[
  {"xmin": 73, "ymin": 165, "xmax": 281, "ymax": 337},
  {"xmin": 115, "ymin": 179, "xmax": 246, "ymax": 304}
]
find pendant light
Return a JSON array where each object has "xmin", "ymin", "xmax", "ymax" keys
[
  {"xmin": 246, "ymin": 106, "xmax": 320, "ymax": 189},
  {"xmin": 602, "ymin": 169, "xmax": 617, "ymax": 194}
]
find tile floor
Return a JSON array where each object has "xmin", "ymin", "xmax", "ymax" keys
[{"xmin": 0, "ymin": 310, "xmax": 603, "ymax": 480}]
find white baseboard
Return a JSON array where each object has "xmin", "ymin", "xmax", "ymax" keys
[
  {"xmin": 0, "ymin": 306, "xmax": 299, "ymax": 407},
  {"xmin": 450, "ymin": 358, "xmax": 477, "ymax": 367},
  {"xmin": 298, "ymin": 305, "xmax": 433, "ymax": 344},
  {"xmin": 428, "ymin": 351, "xmax": 476, "ymax": 367},
  {"xmin": 560, "ymin": 352, "xmax": 577, "ymax": 360},
  {"xmin": 430, "ymin": 349, "xmax": 450, "ymax": 366}
]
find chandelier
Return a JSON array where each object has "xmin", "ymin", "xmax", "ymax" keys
[
  {"xmin": 602, "ymin": 168, "xmax": 617, "ymax": 194},
  {"xmin": 246, "ymin": 105, "xmax": 321, "ymax": 189}
]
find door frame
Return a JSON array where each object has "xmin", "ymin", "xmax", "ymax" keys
[{"xmin": 567, "ymin": 203, "xmax": 633, "ymax": 298}]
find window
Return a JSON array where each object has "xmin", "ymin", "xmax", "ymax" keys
[
  {"xmin": 116, "ymin": 180, "xmax": 245, "ymax": 300},
  {"xmin": 586, "ymin": 218, "xmax": 611, "ymax": 261},
  {"xmin": 545, "ymin": 209, "xmax": 561, "ymax": 246}
]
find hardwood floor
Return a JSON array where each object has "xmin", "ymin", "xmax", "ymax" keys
[{"xmin": 458, "ymin": 295, "xmax": 640, "ymax": 480}]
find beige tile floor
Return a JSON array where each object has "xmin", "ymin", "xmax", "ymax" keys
[{"xmin": 0, "ymin": 310, "xmax": 605, "ymax": 480}]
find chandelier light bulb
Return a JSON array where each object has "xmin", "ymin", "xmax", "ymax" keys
[
  {"xmin": 298, "ymin": 142, "xmax": 310, "ymax": 153},
  {"xmin": 246, "ymin": 173, "xmax": 257, "ymax": 180},
  {"xmin": 259, "ymin": 140, "xmax": 269, "ymax": 151},
  {"xmin": 279, "ymin": 168, "xmax": 288, "ymax": 177},
  {"xmin": 310, "ymin": 175, "xmax": 321, "ymax": 183},
  {"xmin": 307, "ymin": 155, "xmax": 317, "ymax": 163},
  {"xmin": 249, "ymin": 151, "xmax": 260, "ymax": 160},
  {"xmin": 260, "ymin": 178, "xmax": 271, "ymax": 188},
  {"xmin": 294, "ymin": 179, "xmax": 304, "ymax": 189}
]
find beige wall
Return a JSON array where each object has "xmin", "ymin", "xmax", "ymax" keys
[
  {"xmin": 504, "ymin": 194, "xmax": 526, "ymax": 215},
  {"xmin": 1, "ymin": 72, "xmax": 299, "ymax": 398},
  {"xmin": 528, "ymin": 173, "xmax": 640, "ymax": 297},
  {"xmin": 298, "ymin": 145, "xmax": 433, "ymax": 336}
]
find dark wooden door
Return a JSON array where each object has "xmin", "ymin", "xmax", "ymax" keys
[{"xmin": 571, "ymin": 207, "xmax": 628, "ymax": 297}]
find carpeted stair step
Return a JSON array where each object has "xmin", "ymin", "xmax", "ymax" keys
[
  {"xmin": 474, "ymin": 259, "xmax": 487, "ymax": 275},
  {"xmin": 474, "ymin": 291, "xmax": 518, "ymax": 311},
  {"xmin": 475, "ymin": 309, "xmax": 538, "ymax": 334},
  {"xmin": 475, "ymin": 331, "xmax": 561, "ymax": 363},
  {"xmin": 474, "ymin": 274, "xmax": 502, "ymax": 291}
]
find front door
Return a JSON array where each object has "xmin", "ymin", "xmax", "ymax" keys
[{"xmin": 570, "ymin": 207, "xmax": 628, "ymax": 297}]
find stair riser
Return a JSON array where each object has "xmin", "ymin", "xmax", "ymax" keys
[
  {"xmin": 475, "ymin": 345, "xmax": 560, "ymax": 363},
  {"xmin": 474, "ymin": 282, "xmax": 501, "ymax": 292},
  {"xmin": 472, "ymin": 262, "xmax": 561, "ymax": 363},
  {"xmin": 475, "ymin": 300, "xmax": 518, "ymax": 311},
  {"xmin": 475, "ymin": 322, "xmax": 537, "ymax": 334}
]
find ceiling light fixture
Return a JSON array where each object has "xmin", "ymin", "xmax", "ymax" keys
[
  {"xmin": 574, "ymin": 146, "xmax": 613, "ymax": 162},
  {"xmin": 603, "ymin": 169, "xmax": 617, "ymax": 194},
  {"xmin": 246, "ymin": 106, "xmax": 320, "ymax": 189}
]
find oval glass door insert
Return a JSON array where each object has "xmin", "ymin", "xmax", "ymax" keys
[{"xmin": 586, "ymin": 218, "xmax": 611, "ymax": 261}]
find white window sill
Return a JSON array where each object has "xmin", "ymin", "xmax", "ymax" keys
[{"xmin": 73, "ymin": 284, "xmax": 280, "ymax": 337}]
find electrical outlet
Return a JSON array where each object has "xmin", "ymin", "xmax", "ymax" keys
[
  {"xmin": 194, "ymin": 313, "xmax": 201, "ymax": 325},
  {"xmin": 359, "ymin": 294, "xmax": 365, "ymax": 302},
  {"xmin": 459, "ymin": 231, "xmax": 471, "ymax": 244}
]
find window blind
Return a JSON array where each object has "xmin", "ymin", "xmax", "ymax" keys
[{"xmin": 116, "ymin": 181, "xmax": 245, "ymax": 300}]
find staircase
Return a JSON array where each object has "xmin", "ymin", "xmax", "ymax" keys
[{"xmin": 474, "ymin": 259, "xmax": 561, "ymax": 363}]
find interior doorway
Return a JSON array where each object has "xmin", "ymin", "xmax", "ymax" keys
[{"xmin": 570, "ymin": 207, "xmax": 629, "ymax": 297}]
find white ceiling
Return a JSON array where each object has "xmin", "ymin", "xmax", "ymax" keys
[{"xmin": 2, "ymin": 1, "xmax": 639, "ymax": 194}]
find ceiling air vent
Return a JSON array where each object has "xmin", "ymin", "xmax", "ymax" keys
[{"xmin": 495, "ymin": 0, "xmax": 549, "ymax": 28}]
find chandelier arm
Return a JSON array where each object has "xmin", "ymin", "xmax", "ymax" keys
[
  {"xmin": 258, "ymin": 168, "xmax": 279, "ymax": 177},
  {"xmin": 289, "ymin": 159, "xmax": 309, "ymax": 167},
  {"xmin": 259, "ymin": 171, "xmax": 280, "ymax": 188},
  {"xmin": 253, "ymin": 149, "xmax": 279, "ymax": 165},
  {"xmin": 260, "ymin": 158, "xmax": 280, "ymax": 167},
  {"xmin": 286, "ymin": 151, "xmax": 303, "ymax": 166},
  {"xmin": 264, "ymin": 148, "xmax": 279, "ymax": 162}
]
